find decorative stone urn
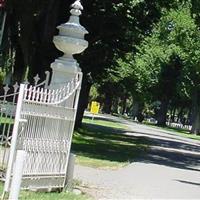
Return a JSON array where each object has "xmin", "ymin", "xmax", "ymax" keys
[{"xmin": 50, "ymin": 0, "xmax": 88, "ymax": 88}]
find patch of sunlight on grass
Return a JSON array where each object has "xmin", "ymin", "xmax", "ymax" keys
[
  {"xmin": 75, "ymin": 155, "xmax": 129, "ymax": 169},
  {"xmin": 0, "ymin": 182, "xmax": 90, "ymax": 200},
  {"xmin": 19, "ymin": 190, "xmax": 90, "ymax": 200},
  {"xmin": 0, "ymin": 117, "xmax": 14, "ymax": 124},
  {"xmin": 83, "ymin": 117, "xmax": 125, "ymax": 130}
]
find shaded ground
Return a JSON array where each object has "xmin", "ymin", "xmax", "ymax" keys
[
  {"xmin": 123, "ymin": 121, "xmax": 200, "ymax": 172},
  {"xmin": 72, "ymin": 117, "xmax": 149, "ymax": 168},
  {"xmin": 74, "ymin": 114, "xmax": 200, "ymax": 199}
]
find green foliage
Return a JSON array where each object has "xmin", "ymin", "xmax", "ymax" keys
[
  {"xmin": 5, "ymin": 0, "xmax": 200, "ymax": 129},
  {"xmin": 19, "ymin": 191, "xmax": 89, "ymax": 200},
  {"xmin": 0, "ymin": 68, "xmax": 5, "ymax": 84},
  {"xmin": 133, "ymin": 5, "xmax": 200, "ymax": 100},
  {"xmin": 89, "ymin": 84, "xmax": 99, "ymax": 101}
]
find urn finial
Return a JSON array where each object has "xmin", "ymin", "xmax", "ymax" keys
[
  {"xmin": 51, "ymin": 0, "xmax": 88, "ymax": 86},
  {"xmin": 68, "ymin": 0, "xmax": 84, "ymax": 24},
  {"xmin": 70, "ymin": 0, "xmax": 83, "ymax": 16}
]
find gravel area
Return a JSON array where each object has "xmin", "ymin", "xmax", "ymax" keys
[{"xmin": 74, "ymin": 115, "xmax": 200, "ymax": 199}]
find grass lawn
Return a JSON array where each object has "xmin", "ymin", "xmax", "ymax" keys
[
  {"xmin": 72, "ymin": 116, "xmax": 149, "ymax": 169},
  {"xmin": 0, "ymin": 117, "xmax": 14, "ymax": 124},
  {"xmin": 0, "ymin": 182, "xmax": 90, "ymax": 200}
]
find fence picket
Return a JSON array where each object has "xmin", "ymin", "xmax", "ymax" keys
[
  {"xmin": 28, "ymin": 86, "xmax": 32, "ymax": 101},
  {"xmin": 36, "ymin": 88, "xmax": 40, "ymax": 102},
  {"xmin": 33, "ymin": 74, "xmax": 40, "ymax": 86},
  {"xmin": 40, "ymin": 88, "xmax": 44, "ymax": 102}
]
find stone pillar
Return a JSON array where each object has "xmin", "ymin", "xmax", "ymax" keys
[
  {"xmin": 50, "ymin": 0, "xmax": 88, "ymax": 88},
  {"xmin": 49, "ymin": 1, "xmax": 88, "ymax": 188}
]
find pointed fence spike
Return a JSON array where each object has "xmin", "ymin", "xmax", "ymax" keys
[
  {"xmin": 13, "ymin": 82, "xmax": 19, "ymax": 92},
  {"xmin": 24, "ymin": 84, "xmax": 28, "ymax": 99},
  {"xmin": 44, "ymin": 89, "xmax": 48, "ymax": 103},
  {"xmin": 36, "ymin": 87, "xmax": 40, "ymax": 101},
  {"xmin": 24, "ymin": 80, "xmax": 30, "ymax": 85},
  {"xmin": 40, "ymin": 88, "xmax": 44, "ymax": 102},
  {"xmin": 33, "ymin": 74, "xmax": 40, "ymax": 86},
  {"xmin": 3, "ymin": 84, "xmax": 10, "ymax": 95},
  {"xmin": 44, "ymin": 71, "xmax": 50, "ymax": 88},
  {"xmin": 32, "ymin": 87, "xmax": 36, "ymax": 101},
  {"xmin": 47, "ymin": 89, "xmax": 52, "ymax": 103}
]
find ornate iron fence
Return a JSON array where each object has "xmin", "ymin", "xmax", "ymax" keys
[
  {"xmin": 0, "ymin": 72, "xmax": 50, "ymax": 179},
  {"xmin": 3, "ymin": 72, "xmax": 82, "ymax": 192}
]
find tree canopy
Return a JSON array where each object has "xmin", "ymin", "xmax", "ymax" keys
[{"xmin": 1, "ymin": 0, "xmax": 200, "ymax": 134}]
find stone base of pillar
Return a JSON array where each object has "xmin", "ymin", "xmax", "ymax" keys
[
  {"xmin": 50, "ymin": 57, "xmax": 81, "ymax": 88},
  {"xmin": 64, "ymin": 153, "xmax": 76, "ymax": 190}
]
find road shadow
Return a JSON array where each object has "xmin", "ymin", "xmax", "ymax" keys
[
  {"xmin": 175, "ymin": 180, "xmax": 200, "ymax": 186},
  {"xmin": 125, "ymin": 129, "xmax": 200, "ymax": 152},
  {"xmin": 126, "ymin": 130, "xmax": 200, "ymax": 172}
]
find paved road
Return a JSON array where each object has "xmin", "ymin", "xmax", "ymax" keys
[{"xmin": 74, "ymin": 114, "xmax": 200, "ymax": 199}]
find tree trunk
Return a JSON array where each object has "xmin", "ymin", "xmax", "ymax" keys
[
  {"xmin": 112, "ymin": 97, "xmax": 119, "ymax": 114},
  {"xmin": 171, "ymin": 107, "xmax": 176, "ymax": 122},
  {"xmin": 7, "ymin": 0, "xmax": 71, "ymax": 82},
  {"xmin": 191, "ymin": 90, "xmax": 200, "ymax": 135},
  {"xmin": 157, "ymin": 100, "xmax": 169, "ymax": 126},
  {"xmin": 27, "ymin": 0, "xmax": 62, "ymax": 81},
  {"xmin": 121, "ymin": 94, "xmax": 127, "ymax": 115},
  {"xmin": 75, "ymin": 74, "xmax": 92, "ymax": 129},
  {"xmin": 188, "ymin": 107, "xmax": 192, "ymax": 125},
  {"xmin": 103, "ymin": 92, "xmax": 113, "ymax": 114},
  {"xmin": 177, "ymin": 107, "xmax": 184, "ymax": 123},
  {"xmin": 13, "ymin": 46, "xmax": 26, "ymax": 83},
  {"xmin": 131, "ymin": 101, "xmax": 139, "ymax": 119}
]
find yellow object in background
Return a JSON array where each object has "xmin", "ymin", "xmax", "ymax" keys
[{"xmin": 90, "ymin": 101, "xmax": 100, "ymax": 114}]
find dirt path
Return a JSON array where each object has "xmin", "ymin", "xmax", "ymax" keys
[{"xmin": 74, "ymin": 115, "xmax": 200, "ymax": 199}]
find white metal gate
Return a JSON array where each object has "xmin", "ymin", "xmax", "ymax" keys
[
  {"xmin": 0, "ymin": 72, "xmax": 50, "ymax": 178},
  {"xmin": 4, "ymin": 72, "xmax": 82, "ymax": 191}
]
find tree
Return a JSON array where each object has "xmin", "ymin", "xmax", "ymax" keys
[
  {"xmin": 77, "ymin": 0, "xmax": 187, "ymax": 123},
  {"xmin": 133, "ymin": 4, "xmax": 200, "ymax": 133},
  {"xmin": 4, "ymin": 0, "xmax": 74, "ymax": 83},
  {"xmin": 4, "ymin": 0, "xmax": 199, "ymax": 131}
]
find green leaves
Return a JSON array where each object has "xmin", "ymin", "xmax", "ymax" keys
[{"xmin": 134, "ymin": 4, "xmax": 200, "ymax": 96}]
